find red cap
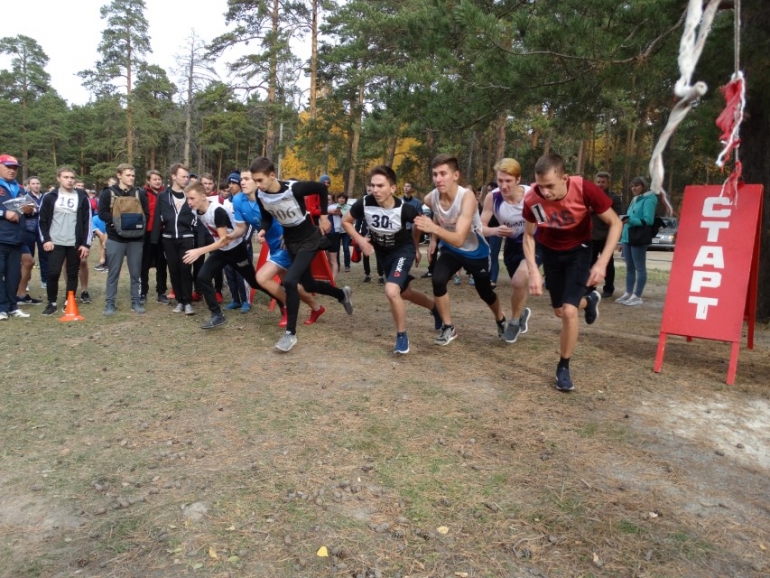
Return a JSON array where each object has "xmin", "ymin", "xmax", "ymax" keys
[{"xmin": 0, "ymin": 154, "xmax": 21, "ymax": 167}]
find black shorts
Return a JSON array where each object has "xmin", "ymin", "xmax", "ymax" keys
[
  {"xmin": 286, "ymin": 227, "xmax": 330, "ymax": 256},
  {"xmin": 325, "ymin": 232, "xmax": 341, "ymax": 251},
  {"xmin": 541, "ymin": 243, "xmax": 592, "ymax": 309},
  {"xmin": 503, "ymin": 239, "xmax": 543, "ymax": 278},
  {"xmin": 379, "ymin": 245, "xmax": 416, "ymax": 291},
  {"xmin": 436, "ymin": 249, "xmax": 491, "ymax": 280}
]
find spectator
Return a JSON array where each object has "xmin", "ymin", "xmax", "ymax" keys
[
  {"xmin": 591, "ymin": 172, "xmax": 623, "ymax": 298},
  {"xmin": 142, "ymin": 169, "xmax": 170, "ymax": 304},
  {"xmin": 0, "ymin": 154, "xmax": 32, "ymax": 319},
  {"xmin": 617, "ymin": 177, "xmax": 659, "ymax": 306},
  {"xmin": 24, "ymin": 176, "xmax": 49, "ymax": 289}
]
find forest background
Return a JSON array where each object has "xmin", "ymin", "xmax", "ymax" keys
[{"xmin": 2, "ymin": 0, "xmax": 769, "ymax": 314}]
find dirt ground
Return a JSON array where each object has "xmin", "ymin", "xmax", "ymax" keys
[{"xmin": 1, "ymin": 251, "xmax": 769, "ymax": 578}]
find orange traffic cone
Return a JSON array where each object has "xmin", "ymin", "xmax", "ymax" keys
[{"xmin": 59, "ymin": 291, "xmax": 85, "ymax": 322}]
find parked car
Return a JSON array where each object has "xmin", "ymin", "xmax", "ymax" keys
[{"xmin": 649, "ymin": 217, "xmax": 679, "ymax": 250}]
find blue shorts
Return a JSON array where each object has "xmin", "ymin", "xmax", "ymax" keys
[
  {"xmin": 268, "ymin": 248, "xmax": 292, "ymax": 270},
  {"xmin": 379, "ymin": 245, "xmax": 416, "ymax": 291}
]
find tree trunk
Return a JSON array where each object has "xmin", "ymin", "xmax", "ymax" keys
[
  {"xmin": 346, "ymin": 81, "xmax": 365, "ymax": 196},
  {"xmin": 495, "ymin": 112, "xmax": 506, "ymax": 161},
  {"xmin": 126, "ymin": 34, "xmax": 134, "ymax": 164},
  {"xmin": 576, "ymin": 138, "xmax": 586, "ymax": 177},
  {"xmin": 264, "ymin": 0, "xmax": 279, "ymax": 159},
  {"xmin": 184, "ymin": 41, "xmax": 194, "ymax": 166},
  {"xmin": 309, "ymin": 0, "xmax": 318, "ymax": 120},
  {"xmin": 386, "ymin": 135, "xmax": 397, "ymax": 167}
]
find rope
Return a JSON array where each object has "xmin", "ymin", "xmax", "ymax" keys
[
  {"xmin": 717, "ymin": 0, "xmax": 743, "ymax": 201},
  {"xmin": 648, "ymin": 0, "xmax": 722, "ymax": 215}
]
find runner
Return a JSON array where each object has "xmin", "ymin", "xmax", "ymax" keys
[
  {"xmin": 225, "ymin": 170, "xmax": 321, "ymax": 327},
  {"xmin": 181, "ymin": 182, "xmax": 263, "ymax": 329},
  {"xmin": 414, "ymin": 154, "xmax": 505, "ymax": 346},
  {"xmin": 249, "ymin": 156, "xmax": 352, "ymax": 352},
  {"xmin": 522, "ymin": 153, "xmax": 622, "ymax": 392},
  {"xmin": 480, "ymin": 158, "xmax": 541, "ymax": 343},
  {"xmin": 343, "ymin": 165, "xmax": 440, "ymax": 354}
]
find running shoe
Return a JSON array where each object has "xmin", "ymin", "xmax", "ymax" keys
[
  {"xmin": 394, "ymin": 332, "xmax": 410, "ymax": 354},
  {"xmin": 453, "ymin": 275, "xmax": 461, "ymax": 285},
  {"xmin": 224, "ymin": 301, "xmax": 242, "ymax": 310},
  {"xmin": 615, "ymin": 292, "xmax": 632, "ymax": 304},
  {"xmin": 363, "ymin": 275, "xmax": 371, "ymax": 283},
  {"xmin": 9, "ymin": 309, "xmax": 30, "ymax": 318},
  {"xmin": 304, "ymin": 305, "xmax": 325, "ymax": 325},
  {"xmin": 469, "ymin": 276, "xmax": 475, "ymax": 286},
  {"xmin": 624, "ymin": 295, "xmax": 643, "ymax": 306},
  {"xmin": 16, "ymin": 294, "xmax": 42, "ymax": 305},
  {"xmin": 94, "ymin": 263, "xmax": 107, "ymax": 272},
  {"xmin": 584, "ymin": 290, "xmax": 601, "ymax": 325},
  {"xmin": 378, "ymin": 276, "xmax": 385, "ymax": 285},
  {"xmin": 103, "ymin": 304, "xmax": 116, "ymax": 316},
  {"xmin": 421, "ymin": 271, "xmax": 433, "ymax": 278},
  {"xmin": 157, "ymin": 293, "xmax": 170, "ymax": 304},
  {"xmin": 278, "ymin": 306, "xmax": 288, "ymax": 327},
  {"xmin": 341, "ymin": 286, "xmax": 353, "ymax": 315},
  {"xmin": 201, "ymin": 314, "xmax": 227, "ymax": 329},
  {"xmin": 519, "ymin": 307, "xmax": 531, "ymax": 334},
  {"xmin": 501, "ymin": 321, "xmax": 521, "ymax": 344},
  {"xmin": 81, "ymin": 291, "xmax": 91, "ymax": 304},
  {"xmin": 191, "ymin": 291, "xmax": 203, "ymax": 302},
  {"xmin": 131, "ymin": 303, "xmax": 146, "ymax": 314},
  {"xmin": 556, "ymin": 367, "xmax": 574, "ymax": 392},
  {"xmin": 41, "ymin": 282, "xmax": 47, "ymax": 289},
  {"xmin": 274, "ymin": 331, "xmax": 298, "ymax": 352},
  {"xmin": 434, "ymin": 325, "xmax": 457, "ymax": 346},
  {"xmin": 184, "ymin": 304, "xmax": 195, "ymax": 315},
  {"xmin": 172, "ymin": 303, "xmax": 184, "ymax": 313},
  {"xmin": 0, "ymin": 312, "xmax": 7, "ymax": 321},
  {"xmin": 496, "ymin": 316, "xmax": 506, "ymax": 338},
  {"xmin": 241, "ymin": 302, "xmax": 251, "ymax": 314},
  {"xmin": 139, "ymin": 294, "xmax": 147, "ymax": 306},
  {"xmin": 42, "ymin": 303, "xmax": 57, "ymax": 316}
]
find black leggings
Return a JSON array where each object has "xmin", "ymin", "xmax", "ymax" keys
[
  {"xmin": 432, "ymin": 250, "xmax": 497, "ymax": 305},
  {"xmin": 284, "ymin": 249, "xmax": 345, "ymax": 334},
  {"xmin": 197, "ymin": 244, "xmax": 281, "ymax": 315},
  {"xmin": 46, "ymin": 245, "xmax": 80, "ymax": 304}
]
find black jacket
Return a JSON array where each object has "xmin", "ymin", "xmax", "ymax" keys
[
  {"xmin": 38, "ymin": 188, "xmax": 93, "ymax": 248},
  {"xmin": 151, "ymin": 188, "xmax": 198, "ymax": 243},
  {"xmin": 98, "ymin": 184, "xmax": 150, "ymax": 243}
]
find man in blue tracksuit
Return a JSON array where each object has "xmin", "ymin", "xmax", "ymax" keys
[{"xmin": 0, "ymin": 154, "xmax": 33, "ymax": 320}]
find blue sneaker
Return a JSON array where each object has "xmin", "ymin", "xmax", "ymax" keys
[
  {"xmin": 394, "ymin": 332, "xmax": 410, "ymax": 354},
  {"xmin": 556, "ymin": 367, "xmax": 574, "ymax": 392},
  {"xmin": 224, "ymin": 301, "xmax": 242, "ymax": 310},
  {"xmin": 584, "ymin": 290, "xmax": 601, "ymax": 325},
  {"xmin": 431, "ymin": 306, "xmax": 442, "ymax": 331},
  {"xmin": 241, "ymin": 302, "xmax": 251, "ymax": 314}
]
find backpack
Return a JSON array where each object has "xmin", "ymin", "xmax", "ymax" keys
[{"xmin": 110, "ymin": 190, "xmax": 146, "ymax": 238}]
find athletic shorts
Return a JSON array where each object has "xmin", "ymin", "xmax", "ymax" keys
[
  {"xmin": 436, "ymin": 249, "xmax": 492, "ymax": 281},
  {"xmin": 541, "ymin": 243, "xmax": 592, "ymax": 309},
  {"xmin": 379, "ymin": 245, "xmax": 416, "ymax": 291},
  {"xmin": 325, "ymin": 232, "xmax": 341, "ymax": 251},
  {"xmin": 503, "ymin": 239, "xmax": 543, "ymax": 278},
  {"xmin": 268, "ymin": 247, "xmax": 292, "ymax": 270},
  {"xmin": 286, "ymin": 228, "xmax": 330, "ymax": 256}
]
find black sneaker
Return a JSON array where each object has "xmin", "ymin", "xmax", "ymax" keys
[
  {"xmin": 421, "ymin": 271, "xmax": 433, "ymax": 278},
  {"xmin": 556, "ymin": 367, "xmax": 574, "ymax": 392},
  {"xmin": 496, "ymin": 316, "xmax": 506, "ymax": 338},
  {"xmin": 378, "ymin": 276, "xmax": 385, "ymax": 285},
  {"xmin": 157, "ymin": 293, "xmax": 170, "ymax": 305},
  {"xmin": 363, "ymin": 275, "xmax": 371, "ymax": 283},
  {"xmin": 42, "ymin": 303, "xmax": 57, "ymax": 316},
  {"xmin": 584, "ymin": 290, "xmax": 601, "ymax": 325},
  {"xmin": 80, "ymin": 291, "xmax": 91, "ymax": 304},
  {"xmin": 17, "ymin": 294, "xmax": 42, "ymax": 305},
  {"xmin": 434, "ymin": 325, "xmax": 457, "ymax": 346},
  {"xmin": 201, "ymin": 314, "xmax": 227, "ymax": 329}
]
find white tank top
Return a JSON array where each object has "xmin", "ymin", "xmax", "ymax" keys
[
  {"xmin": 492, "ymin": 185, "xmax": 530, "ymax": 240},
  {"xmin": 258, "ymin": 182, "xmax": 307, "ymax": 227},
  {"xmin": 198, "ymin": 199, "xmax": 242, "ymax": 251},
  {"xmin": 426, "ymin": 186, "xmax": 485, "ymax": 254}
]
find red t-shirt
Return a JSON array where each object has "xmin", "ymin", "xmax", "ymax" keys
[{"xmin": 522, "ymin": 177, "xmax": 612, "ymax": 251}]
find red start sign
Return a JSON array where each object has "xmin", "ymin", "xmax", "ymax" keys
[{"xmin": 654, "ymin": 184, "xmax": 763, "ymax": 384}]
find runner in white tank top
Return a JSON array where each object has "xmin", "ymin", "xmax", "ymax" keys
[
  {"xmin": 480, "ymin": 158, "xmax": 542, "ymax": 344},
  {"xmin": 414, "ymin": 154, "xmax": 505, "ymax": 346}
]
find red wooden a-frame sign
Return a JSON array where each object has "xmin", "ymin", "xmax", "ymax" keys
[{"xmin": 654, "ymin": 183, "xmax": 763, "ymax": 384}]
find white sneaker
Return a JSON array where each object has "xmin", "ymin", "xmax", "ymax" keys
[
  {"xmin": 0, "ymin": 312, "xmax": 7, "ymax": 321},
  {"xmin": 184, "ymin": 304, "xmax": 195, "ymax": 315},
  {"xmin": 274, "ymin": 331, "xmax": 298, "ymax": 352},
  {"xmin": 615, "ymin": 292, "xmax": 632, "ymax": 304},
  {"xmin": 9, "ymin": 309, "xmax": 31, "ymax": 318},
  {"xmin": 172, "ymin": 303, "xmax": 184, "ymax": 313},
  {"xmin": 624, "ymin": 295, "xmax": 643, "ymax": 306}
]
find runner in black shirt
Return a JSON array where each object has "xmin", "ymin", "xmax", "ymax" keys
[
  {"xmin": 343, "ymin": 165, "xmax": 440, "ymax": 354},
  {"xmin": 250, "ymin": 156, "xmax": 353, "ymax": 352}
]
